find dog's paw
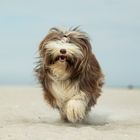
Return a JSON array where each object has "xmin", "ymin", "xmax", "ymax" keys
[{"xmin": 66, "ymin": 100, "xmax": 86, "ymax": 123}]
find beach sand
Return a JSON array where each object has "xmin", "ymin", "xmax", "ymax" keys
[{"xmin": 0, "ymin": 86, "xmax": 140, "ymax": 140}]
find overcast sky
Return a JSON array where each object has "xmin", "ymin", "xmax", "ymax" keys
[{"xmin": 0, "ymin": 0, "xmax": 140, "ymax": 87}]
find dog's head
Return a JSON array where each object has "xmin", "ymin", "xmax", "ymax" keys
[{"xmin": 38, "ymin": 27, "xmax": 94, "ymax": 80}]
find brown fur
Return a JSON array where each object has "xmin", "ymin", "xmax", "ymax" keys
[{"xmin": 35, "ymin": 27, "xmax": 104, "ymax": 119}]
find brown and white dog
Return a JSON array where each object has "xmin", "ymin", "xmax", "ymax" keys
[{"xmin": 35, "ymin": 27, "xmax": 104, "ymax": 123}]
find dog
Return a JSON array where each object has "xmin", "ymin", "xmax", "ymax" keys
[{"xmin": 35, "ymin": 27, "xmax": 104, "ymax": 123}]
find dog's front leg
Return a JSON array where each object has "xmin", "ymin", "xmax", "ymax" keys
[{"xmin": 65, "ymin": 91, "xmax": 89, "ymax": 123}]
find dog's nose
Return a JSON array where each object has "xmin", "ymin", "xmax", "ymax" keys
[{"xmin": 60, "ymin": 49, "xmax": 66, "ymax": 54}]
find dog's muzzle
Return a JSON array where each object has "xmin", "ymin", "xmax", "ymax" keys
[{"xmin": 56, "ymin": 55, "xmax": 67, "ymax": 62}]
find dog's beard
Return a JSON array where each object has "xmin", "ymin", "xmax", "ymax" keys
[
  {"xmin": 45, "ymin": 53, "xmax": 76, "ymax": 67},
  {"xmin": 44, "ymin": 53, "xmax": 79, "ymax": 81},
  {"xmin": 54, "ymin": 55, "xmax": 76, "ymax": 66}
]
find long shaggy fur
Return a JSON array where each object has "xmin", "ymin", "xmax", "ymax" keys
[{"xmin": 35, "ymin": 27, "xmax": 104, "ymax": 123}]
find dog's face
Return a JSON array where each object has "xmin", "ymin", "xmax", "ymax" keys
[{"xmin": 39, "ymin": 27, "xmax": 92, "ymax": 80}]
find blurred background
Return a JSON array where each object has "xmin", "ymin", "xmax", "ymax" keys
[{"xmin": 0, "ymin": 0, "xmax": 140, "ymax": 88}]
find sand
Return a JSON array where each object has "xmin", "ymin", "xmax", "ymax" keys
[{"xmin": 0, "ymin": 86, "xmax": 140, "ymax": 140}]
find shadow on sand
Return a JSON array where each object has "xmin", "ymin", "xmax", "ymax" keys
[{"xmin": 7, "ymin": 111, "xmax": 110, "ymax": 128}]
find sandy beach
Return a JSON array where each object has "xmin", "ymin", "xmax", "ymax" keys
[{"xmin": 0, "ymin": 86, "xmax": 140, "ymax": 140}]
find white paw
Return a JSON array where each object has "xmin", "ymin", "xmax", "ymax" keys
[{"xmin": 66, "ymin": 100, "xmax": 86, "ymax": 123}]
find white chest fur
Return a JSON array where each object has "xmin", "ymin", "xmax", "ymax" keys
[{"xmin": 51, "ymin": 81, "xmax": 79, "ymax": 107}]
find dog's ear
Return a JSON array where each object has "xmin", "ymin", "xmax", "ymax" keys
[
  {"xmin": 69, "ymin": 34, "xmax": 92, "ymax": 80},
  {"xmin": 35, "ymin": 61, "xmax": 56, "ymax": 107},
  {"xmin": 35, "ymin": 28, "xmax": 63, "ymax": 107},
  {"xmin": 79, "ymin": 54, "xmax": 104, "ymax": 106}
]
